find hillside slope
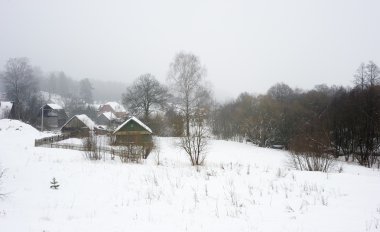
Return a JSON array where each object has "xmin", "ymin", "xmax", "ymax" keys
[{"xmin": 0, "ymin": 119, "xmax": 379, "ymax": 232}]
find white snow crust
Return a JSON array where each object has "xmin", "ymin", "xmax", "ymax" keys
[{"xmin": 0, "ymin": 119, "xmax": 380, "ymax": 232}]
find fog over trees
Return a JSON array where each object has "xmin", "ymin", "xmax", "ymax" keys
[
  {"xmin": 1, "ymin": 55, "xmax": 379, "ymax": 168},
  {"xmin": 1, "ymin": 57, "xmax": 39, "ymax": 120}
]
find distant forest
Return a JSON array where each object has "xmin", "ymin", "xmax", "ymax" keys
[{"xmin": 36, "ymin": 72, "xmax": 126, "ymax": 102}]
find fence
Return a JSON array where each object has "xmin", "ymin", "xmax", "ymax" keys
[
  {"xmin": 35, "ymin": 135, "xmax": 145, "ymax": 162},
  {"xmin": 35, "ymin": 134, "xmax": 71, "ymax": 147}
]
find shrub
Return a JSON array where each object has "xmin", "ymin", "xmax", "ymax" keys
[
  {"xmin": 288, "ymin": 132, "xmax": 336, "ymax": 172},
  {"xmin": 180, "ymin": 114, "xmax": 209, "ymax": 166},
  {"xmin": 82, "ymin": 133, "xmax": 102, "ymax": 160},
  {"xmin": 118, "ymin": 145, "xmax": 144, "ymax": 163}
]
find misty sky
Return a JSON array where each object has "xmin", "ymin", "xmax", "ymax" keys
[{"xmin": 1, "ymin": 0, "xmax": 379, "ymax": 100}]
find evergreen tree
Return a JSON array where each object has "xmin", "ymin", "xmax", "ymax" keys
[{"xmin": 50, "ymin": 177, "xmax": 60, "ymax": 190}]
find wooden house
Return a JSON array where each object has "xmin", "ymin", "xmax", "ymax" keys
[
  {"xmin": 38, "ymin": 104, "xmax": 68, "ymax": 130},
  {"xmin": 113, "ymin": 116, "xmax": 153, "ymax": 158},
  {"xmin": 61, "ymin": 114, "xmax": 97, "ymax": 137},
  {"xmin": 97, "ymin": 111, "xmax": 120, "ymax": 128},
  {"xmin": 98, "ymin": 102, "xmax": 128, "ymax": 119}
]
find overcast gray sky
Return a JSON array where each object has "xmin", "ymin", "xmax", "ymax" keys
[{"xmin": 1, "ymin": 0, "xmax": 379, "ymax": 100}]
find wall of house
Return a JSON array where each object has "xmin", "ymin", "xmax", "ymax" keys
[
  {"xmin": 97, "ymin": 115, "xmax": 110, "ymax": 126},
  {"xmin": 61, "ymin": 118, "xmax": 90, "ymax": 137},
  {"xmin": 114, "ymin": 133, "xmax": 152, "ymax": 144}
]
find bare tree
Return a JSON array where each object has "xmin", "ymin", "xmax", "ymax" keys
[
  {"xmin": 168, "ymin": 52, "xmax": 206, "ymax": 136},
  {"xmin": 354, "ymin": 61, "xmax": 380, "ymax": 89},
  {"xmin": 122, "ymin": 73, "xmax": 169, "ymax": 120},
  {"xmin": 365, "ymin": 61, "xmax": 380, "ymax": 87},
  {"xmin": 267, "ymin": 82, "xmax": 294, "ymax": 102},
  {"xmin": 354, "ymin": 63, "xmax": 366, "ymax": 90},
  {"xmin": 1, "ymin": 57, "xmax": 38, "ymax": 119},
  {"xmin": 180, "ymin": 112, "xmax": 209, "ymax": 166}
]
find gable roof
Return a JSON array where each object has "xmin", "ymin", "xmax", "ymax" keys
[
  {"xmin": 61, "ymin": 114, "xmax": 96, "ymax": 130},
  {"xmin": 47, "ymin": 103, "xmax": 63, "ymax": 110},
  {"xmin": 101, "ymin": 111, "xmax": 118, "ymax": 120},
  {"xmin": 103, "ymin": 102, "xmax": 126, "ymax": 113},
  {"xmin": 113, "ymin": 116, "xmax": 152, "ymax": 134},
  {"xmin": 40, "ymin": 103, "xmax": 64, "ymax": 110}
]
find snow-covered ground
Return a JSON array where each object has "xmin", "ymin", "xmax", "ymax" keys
[{"xmin": 0, "ymin": 119, "xmax": 380, "ymax": 232}]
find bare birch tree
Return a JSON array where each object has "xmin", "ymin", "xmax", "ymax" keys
[
  {"xmin": 354, "ymin": 63, "xmax": 366, "ymax": 90},
  {"xmin": 168, "ymin": 52, "xmax": 206, "ymax": 136},
  {"xmin": 365, "ymin": 61, "xmax": 380, "ymax": 87}
]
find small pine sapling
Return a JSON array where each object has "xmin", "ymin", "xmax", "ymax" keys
[{"xmin": 50, "ymin": 177, "xmax": 60, "ymax": 190}]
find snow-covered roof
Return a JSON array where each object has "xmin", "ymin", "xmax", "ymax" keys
[
  {"xmin": 101, "ymin": 112, "xmax": 118, "ymax": 120},
  {"xmin": 104, "ymin": 102, "xmax": 126, "ymax": 113},
  {"xmin": 61, "ymin": 114, "xmax": 96, "ymax": 130},
  {"xmin": 113, "ymin": 116, "xmax": 152, "ymax": 134},
  {"xmin": 76, "ymin": 115, "xmax": 96, "ymax": 130},
  {"xmin": 39, "ymin": 103, "xmax": 64, "ymax": 110},
  {"xmin": 46, "ymin": 104, "xmax": 63, "ymax": 110}
]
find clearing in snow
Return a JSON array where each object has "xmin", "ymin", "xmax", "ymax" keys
[{"xmin": 0, "ymin": 119, "xmax": 379, "ymax": 232}]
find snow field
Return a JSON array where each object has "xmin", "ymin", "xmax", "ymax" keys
[{"xmin": 0, "ymin": 119, "xmax": 380, "ymax": 231}]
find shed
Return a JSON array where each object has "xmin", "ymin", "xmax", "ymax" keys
[
  {"xmin": 61, "ymin": 114, "xmax": 97, "ymax": 137},
  {"xmin": 113, "ymin": 116, "xmax": 153, "ymax": 157},
  {"xmin": 38, "ymin": 104, "xmax": 68, "ymax": 130}
]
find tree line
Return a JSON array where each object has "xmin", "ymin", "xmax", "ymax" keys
[
  {"xmin": 1, "ymin": 55, "xmax": 379, "ymax": 168},
  {"xmin": 211, "ymin": 61, "xmax": 380, "ymax": 168}
]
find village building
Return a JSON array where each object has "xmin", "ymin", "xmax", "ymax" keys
[
  {"xmin": 113, "ymin": 116, "xmax": 153, "ymax": 158},
  {"xmin": 38, "ymin": 104, "xmax": 68, "ymax": 130},
  {"xmin": 97, "ymin": 111, "xmax": 120, "ymax": 128},
  {"xmin": 98, "ymin": 102, "xmax": 128, "ymax": 119},
  {"xmin": 61, "ymin": 114, "xmax": 99, "ymax": 137}
]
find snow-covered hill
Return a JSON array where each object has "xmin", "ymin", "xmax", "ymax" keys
[{"xmin": 0, "ymin": 119, "xmax": 379, "ymax": 232}]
